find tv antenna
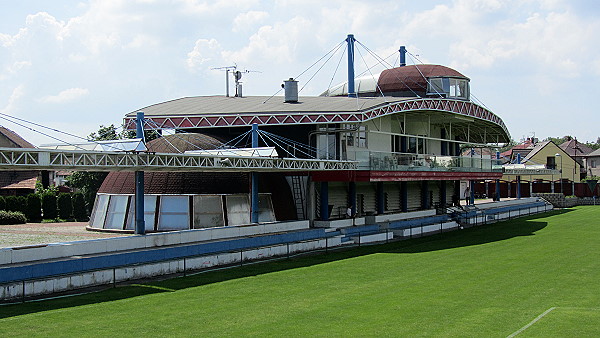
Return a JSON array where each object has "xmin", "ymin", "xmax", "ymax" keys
[{"xmin": 212, "ymin": 65, "xmax": 261, "ymax": 97}]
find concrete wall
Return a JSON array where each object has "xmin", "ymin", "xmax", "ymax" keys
[{"xmin": 0, "ymin": 220, "xmax": 310, "ymax": 266}]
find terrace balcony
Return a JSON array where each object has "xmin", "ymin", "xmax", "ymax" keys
[{"xmin": 349, "ymin": 151, "xmax": 503, "ymax": 173}]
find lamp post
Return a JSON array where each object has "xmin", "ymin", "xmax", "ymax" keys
[{"xmin": 555, "ymin": 153, "xmax": 563, "ymax": 195}]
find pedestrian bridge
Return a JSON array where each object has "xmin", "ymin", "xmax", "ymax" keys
[{"xmin": 0, "ymin": 147, "xmax": 357, "ymax": 172}]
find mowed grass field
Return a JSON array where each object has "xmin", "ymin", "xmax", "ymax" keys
[{"xmin": 1, "ymin": 206, "xmax": 600, "ymax": 337}]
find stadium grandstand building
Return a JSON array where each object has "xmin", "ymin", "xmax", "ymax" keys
[{"xmin": 89, "ymin": 39, "xmax": 510, "ymax": 232}]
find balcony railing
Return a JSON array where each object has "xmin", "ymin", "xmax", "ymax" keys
[{"xmin": 348, "ymin": 151, "xmax": 502, "ymax": 172}]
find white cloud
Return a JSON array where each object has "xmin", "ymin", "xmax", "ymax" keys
[
  {"xmin": 186, "ymin": 38, "xmax": 223, "ymax": 70},
  {"xmin": 40, "ymin": 88, "xmax": 89, "ymax": 104},
  {"xmin": 233, "ymin": 11, "xmax": 269, "ymax": 33},
  {"xmin": 1, "ymin": 85, "xmax": 26, "ymax": 114}
]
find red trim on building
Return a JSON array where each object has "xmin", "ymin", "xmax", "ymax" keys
[{"xmin": 311, "ymin": 170, "xmax": 502, "ymax": 182}]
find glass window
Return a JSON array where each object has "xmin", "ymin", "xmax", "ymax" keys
[
  {"xmin": 408, "ymin": 137, "xmax": 417, "ymax": 154},
  {"xmin": 226, "ymin": 195, "xmax": 250, "ymax": 226},
  {"xmin": 592, "ymin": 160, "xmax": 596, "ymax": 168},
  {"xmin": 125, "ymin": 195, "xmax": 157, "ymax": 231},
  {"xmin": 357, "ymin": 125, "xmax": 367, "ymax": 148},
  {"xmin": 157, "ymin": 196, "xmax": 190, "ymax": 231},
  {"xmin": 193, "ymin": 195, "xmax": 224, "ymax": 228},
  {"xmin": 89, "ymin": 194, "xmax": 109, "ymax": 228},
  {"xmin": 105, "ymin": 195, "xmax": 129, "ymax": 230},
  {"xmin": 428, "ymin": 78, "xmax": 444, "ymax": 95}
]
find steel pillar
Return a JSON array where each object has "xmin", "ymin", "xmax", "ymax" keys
[
  {"xmin": 517, "ymin": 175, "xmax": 522, "ymax": 199},
  {"xmin": 376, "ymin": 182, "xmax": 384, "ymax": 214},
  {"xmin": 469, "ymin": 180, "xmax": 475, "ymax": 205},
  {"xmin": 320, "ymin": 182, "xmax": 329, "ymax": 221},
  {"xmin": 251, "ymin": 123, "xmax": 259, "ymax": 224},
  {"xmin": 440, "ymin": 181, "xmax": 447, "ymax": 207},
  {"xmin": 495, "ymin": 179, "xmax": 501, "ymax": 201},
  {"xmin": 347, "ymin": 34, "xmax": 356, "ymax": 98},
  {"xmin": 135, "ymin": 112, "xmax": 146, "ymax": 235},
  {"xmin": 401, "ymin": 181, "xmax": 408, "ymax": 212},
  {"xmin": 349, "ymin": 181, "xmax": 356, "ymax": 216}
]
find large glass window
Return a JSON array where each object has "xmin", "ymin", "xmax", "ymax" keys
[
  {"xmin": 125, "ymin": 195, "xmax": 157, "ymax": 231},
  {"xmin": 105, "ymin": 195, "xmax": 129, "ymax": 230},
  {"xmin": 427, "ymin": 77, "xmax": 469, "ymax": 100},
  {"xmin": 193, "ymin": 195, "xmax": 224, "ymax": 228},
  {"xmin": 157, "ymin": 196, "xmax": 190, "ymax": 230}
]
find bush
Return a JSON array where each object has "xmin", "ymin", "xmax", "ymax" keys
[
  {"xmin": 72, "ymin": 192, "xmax": 88, "ymax": 221},
  {"xmin": 25, "ymin": 194, "xmax": 42, "ymax": 222},
  {"xmin": 0, "ymin": 196, "xmax": 5, "ymax": 211},
  {"xmin": 42, "ymin": 193, "xmax": 57, "ymax": 220},
  {"xmin": 57, "ymin": 193, "xmax": 73, "ymax": 220},
  {"xmin": 0, "ymin": 210, "xmax": 27, "ymax": 225},
  {"xmin": 16, "ymin": 196, "xmax": 27, "ymax": 214},
  {"xmin": 4, "ymin": 196, "xmax": 20, "ymax": 212}
]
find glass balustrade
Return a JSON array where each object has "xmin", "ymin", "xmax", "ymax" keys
[{"xmin": 348, "ymin": 151, "xmax": 502, "ymax": 172}]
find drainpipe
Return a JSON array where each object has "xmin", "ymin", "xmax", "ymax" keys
[{"xmin": 135, "ymin": 112, "xmax": 146, "ymax": 235}]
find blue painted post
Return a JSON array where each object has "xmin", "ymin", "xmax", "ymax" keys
[
  {"xmin": 376, "ymin": 182, "xmax": 384, "ymax": 214},
  {"xmin": 516, "ymin": 153, "xmax": 521, "ymax": 164},
  {"xmin": 495, "ymin": 151, "xmax": 501, "ymax": 202},
  {"xmin": 399, "ymin": 46, "xmax": 406, "ymax": 67},
  {"xmin": 401, "ymin": 181, "xmax": 408, "ymax": 212},
  {"xmin": 349, "ymin": 182, "xmax": 356, "ymax": 216},
  {"xmin": 469, "ymin": 180, "xmax": 475, "ymax": 205},
  {"xmin": 440, "ymin": 181, "xmax": 447, "ymax": 207},
  {"xmin": 495, "ymin": 179, "xmax": 501, "ymax": 201},
  {"xmin": 347, "ymin": 34, "xmax": 356, "ymax": 98},
  {"xmin": 251, "ymin": 123, "xmax": 259, "ymax": 224},
  {"xmin": 135, "ymin": 112, "xmax": 145, "ymax": 235},
  {"xmin": 517, "ymin": 176, "xmax": 521, "ymax": 199},
  {"xmin": 422, "ymin": 181, "xmax": 430, "ymax": 209},
  {"xmin": 320, "ymin": 182, "xmax": 329, "ymax": 220}
]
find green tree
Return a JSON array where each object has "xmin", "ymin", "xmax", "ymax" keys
[
  {"xmin": 4, "ymin": 196, "xmax": 19, "ymax": 212},
  {"xmin": 0, "ymin": 196, "xmax": 6, "ymax": 211},
  {"xmin": 72, "ymin": 192, "xmax": 88, "ymax": 221},
  {"xmin": 42, "ymin": 193, "xmax": 58, "ymax": 220},
  {"xmin": 25, "ymin": 194, "xmax": 42, "ymax": 222},
  {"xmin": 57, "ymin": 193, "xmax": 73, "ymax": 220}
]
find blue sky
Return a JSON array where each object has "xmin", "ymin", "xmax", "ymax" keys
[{"xmin": 1, "ymin": 0, "xmax": 599, "ymax": 146}]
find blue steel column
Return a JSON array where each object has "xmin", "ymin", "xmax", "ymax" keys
[
  {"xmin": 349, "ymin": 182, "xmax": 356, "ymax": 216},
  {"xmin": 251, "ymin": 123, "xmax": 259, "ymax": 224},
  {"xmin": 469, "ymin": 180, "xmax": 475, "ymax": 205},
  {"xmin": 347, "ymin": 34, "xmax": 356, "ymax": 98},
  {"xmin": 320, "ymin": 182, "xmax": 329, "ymax": 221},
  {"xmin": 400, "ymin": 181, "xmax": 408, "ymax": 212},
  {"xmin": 440, "ymin": 181, "xmax": 447, "ymax": 207},
  {"xmin": 495, "ymin": 151, "xmax": 501, "ymax": 201},
  {"xmin": 422, "ymin": 180, "xmax": 430, "ymax": 209},
  {"xmin": 135, "ymin": 112, "xmax": 145, "ymax": 235},
  {"xmin": 376, "ymin": 182, "xmax": 384, "ymax": 214},
  {"xmin": 399, "ymin": 46, "xmax": 407, "ymax": 67},
  {"xmin": 517, "ymin": 176, "xmax": 522, "ymax": 199}
]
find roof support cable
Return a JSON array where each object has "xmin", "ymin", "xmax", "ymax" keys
[
  {"xmin": 263, "ymin": 39, "xmax": 345, "ymax": 104},
  {"xmin": 355, "ymin": 42, "xmax": 387, "ymax": 99},
  {"xmin": 325, "ymin": 44, "xmax": 347, "ymax": 96},
  {"xmin": 0, "ymin": 114, "xmax": 89, "ymax": 151},
  {"xmin": 299, "ymin": 41, "xmax": 345, "ymax": 94},
  {"xmin": 259, "ymin": 130, "xmax": 316, "ymax": 159},
  {"xmin": 173, "ymin": 128, "xmax": 227, "ymax": 149},
  {"xmin": 143, "ymin": 119, "xmax": 223, "ymax": 152},
  {"xmin": 0, "ymin": 112, "xmax": 126, "ymax": 151},
  {"xmin": 260, "ymin": 130, "xmax": 319, "ymax": 154},
  {"xmin": 406, "ymin": 52, "xmax": 444, "ymax": 98},
  {"xmin": 259, "ymin": 131, "xmax": 301, "ymax": 158},
  {"xmin": 355, "ymin": 41, "xmax": 421, "ymax": 98}
]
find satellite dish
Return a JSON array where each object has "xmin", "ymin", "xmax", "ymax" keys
[{"xmin": 234, "ymin": 71, "xmax": 242, "ymax": 81}]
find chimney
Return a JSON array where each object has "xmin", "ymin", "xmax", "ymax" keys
[{"xmin": 283, "ymin": 78, "xmax": 298, "ymax": 103}]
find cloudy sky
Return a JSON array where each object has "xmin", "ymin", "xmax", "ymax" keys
[{"xmin": 1, "ymin": 0, "xmax": 599, "ymax": 146}]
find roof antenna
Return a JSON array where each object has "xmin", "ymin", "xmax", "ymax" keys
[{"xmin": 212, "ymin": 65, "xmax": 237, "ymax": 97}]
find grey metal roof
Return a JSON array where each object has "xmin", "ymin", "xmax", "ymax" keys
[{"xmin": 126, "ymin": 95, "xmax": 406, "ymax": 117}]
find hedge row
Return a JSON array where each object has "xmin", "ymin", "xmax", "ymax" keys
[{"xmin": 0, "ymin": 192, "xmax": 88, "ymax": 223}]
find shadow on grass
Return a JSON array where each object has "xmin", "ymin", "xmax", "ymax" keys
[{"xmin": 0, "ymin": 209, "xmax": 569, "ymax": 319}]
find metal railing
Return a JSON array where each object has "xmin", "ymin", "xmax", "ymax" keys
[{"xmin": 349, "ymin": 151, "xmax": 502, "ymax": 172}]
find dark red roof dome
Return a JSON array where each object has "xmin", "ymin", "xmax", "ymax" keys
[{"xmin": 378, "ymin": 65, "xmax": 467, "ymax": 94}]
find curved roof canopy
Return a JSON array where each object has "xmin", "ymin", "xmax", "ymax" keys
[{"xmin": 124, "ymin": 96, "xmax": 510, "ymax": 144}]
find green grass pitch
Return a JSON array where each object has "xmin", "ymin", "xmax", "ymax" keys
[{"xmin": 1, "ymin": 206, "xmax": 600, "ymax": 337}]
